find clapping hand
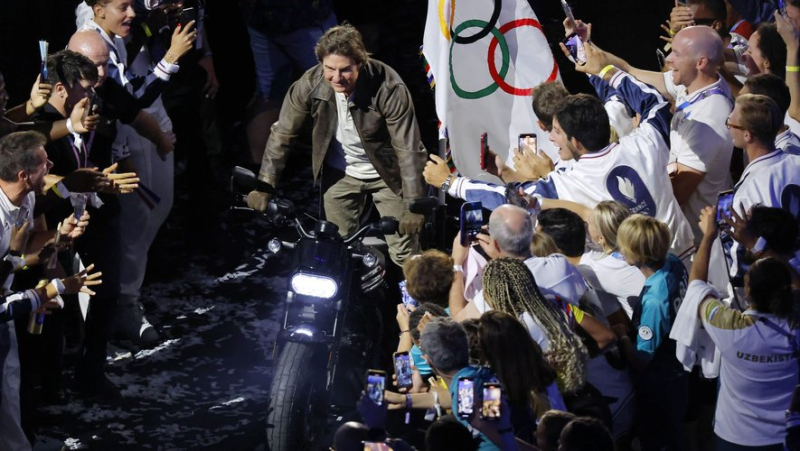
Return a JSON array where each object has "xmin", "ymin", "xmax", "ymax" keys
[
  {"xmin": 62, "ymin": 263, "xmax": 102, "ymax": 296},
  {"xmin": 101, "ymin": 163, "xmax": 139, "ymax": 194}
]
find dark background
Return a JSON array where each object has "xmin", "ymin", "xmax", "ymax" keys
[{"xmin": 0, "ymin": 0, "xmax": 673, "ymax": 163}]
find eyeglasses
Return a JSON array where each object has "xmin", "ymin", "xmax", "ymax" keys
[
  {"xmin": 692, "ymin": 18, "xmax": 718, "ymax": 26},
  {"xmin": 725, "ymin": 117, "xmax": 746, "ymax": 131}
]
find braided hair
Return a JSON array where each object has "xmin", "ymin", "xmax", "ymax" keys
[{"xmin": 482, "ymin": 258, "xmax": 588, "ymax": 393}]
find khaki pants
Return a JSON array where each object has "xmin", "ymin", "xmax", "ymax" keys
[{"xmin": 322, "ymin": 169, "xmax": 414, "ymax": 267}]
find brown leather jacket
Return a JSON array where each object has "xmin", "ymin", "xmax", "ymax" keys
[{"xmin": 257, "ymin": 59, "xmax": 428, "ymax": 202}]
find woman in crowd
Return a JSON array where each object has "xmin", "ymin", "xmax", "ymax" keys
[
  {"xmin": 478, "ymin": 311, "xmax": 565, "ymax": 425},
  {"xmin": 690, "ymin": 205, "xmax": 799, "ymax": 450},
  {"xmin": 580, "ymin": 201, "xmax": 646, "ymax": 318},
  {"xmin": 615, "ymin": 214, "xmax": 688, "ymax": 451},
  {"xmin": 743, "ymin": 23, "xmax": 787, "ymax": 80},
  {"xmin": 481, "ymin": 257, "xmax": 588, "ymax": 394},
  {"xmin": 402, "ymin": 249, "xmax": 453, "ymax": 309}
]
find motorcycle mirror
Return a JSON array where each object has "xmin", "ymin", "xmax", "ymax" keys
[
  {"xmin": 232, "ymin": 166, "xmax": 257, "ymax": 190},
  {"xmin": 378, "ymin": 217, "xmax": 399, "ymax": 235},
  {"xmin": 408, "ymin": 197, "xmax": 439, "ymax": 215}
]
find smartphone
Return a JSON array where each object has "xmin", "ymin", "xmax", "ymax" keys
[
  {"xmin": 481, "ymin": 382, "xmax": 502, "ymax": 420},
  {"xmin": 398, "ymin": 280, "xmax": 419, "ymax": 310},
  {"xmin": 716, "ymin": 190, "xmax": 734, "ymax": 224},
  {"xmin": 518, "ymin": 133, "xmax": 537, "ymax": 152},
  {"xmin": 479, "ymin": 132, "xmax": 489, "ymax": 170},
  {"xmin": 563, "ymin": 33, "xmax": 586, "ymax": 65},
  {"xmin": 560, "ymin": 0, "xmax": 575, "ymax": 22},
  {"xmin": 40, "ymin": 60, "xmax": 48, "ymax": 83},
  {"xmin": 179, "ymin": 6, "xmax": 197, "ymax": 28},
  {"xmin": 15, "ymin": 205, "xmax": 29, "ymax": 229},
  {"xmin": 73, "ymin": 193, "xmax": 88, "ymax": 222},
  {"xmin": 505, "ymin": 183, "xmax": 528, "ymax": 209},
  {"xmin": 656, "ymin": 48, "xmax": 667, "ymax": 70},
  {"xmin": 363, "ymin": 442, "xmax": 391, "ymax": 451},
  {"xmin": 365, "ymin": 369, "xmax": 386, "ymax": 405},
  {"xmin": 460, "ymin": 201, "xmax": 483, "ymax": 246},
  {"xmin": 456, "ymin": 376, "xmax": 475, "ymax": 418},
  {"xmin": 393, "ymin": 351, "xmax": 414, "ymax": 389},
  {"xmin": 82, "ymin": 90, "xmax": 95, "ymax": 124}
]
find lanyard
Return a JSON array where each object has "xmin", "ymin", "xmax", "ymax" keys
[
  {"xmin": 67, "ymin": 133, "xmax": 90, "ymax": 168},
  {"xmin": 675, "ymin": 87, "xmax": 731, "ymax": 119}
]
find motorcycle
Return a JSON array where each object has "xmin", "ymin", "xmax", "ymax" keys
[{"xmin": 231, "ymin": 167, "xmax": 431, "ymax": 450}]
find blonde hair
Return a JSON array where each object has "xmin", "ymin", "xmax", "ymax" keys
[
  {"xmin": 736, "ymin": 93, "xmax": 783, "ymax": 145},
  {"xmin": 482, "ymin": 258, "xmax": 588, "ymax": 393},
  {"xmin": 591, "ymin": 201, "xmax": 631, "ymax": 253},
  {"xmin": 617, "ymin": 214, "xmax": 671, "ymax": 268},
  {"xmin": 530, "ymin": 232, "xmax": 559, "ymax": 257}
]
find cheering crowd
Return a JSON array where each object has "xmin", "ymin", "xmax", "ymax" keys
[
  {"xmin": 2, "ymin": 0, "xmax": 800, "ymax": 449},
  {"xmin": 309, "ymin": 0, "xmax": 800, "ymax": 450}
]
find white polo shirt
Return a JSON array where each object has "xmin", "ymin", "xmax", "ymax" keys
[
  {"xmin": 579, "ymin": 250, "xmax": 645, "ymax": 318},
  {"xmin": 664, "ymin": 73, "xmax": 734, "ymax": 245},
  {"xmin": 776, "ymin": 128, "xmax": 800, "ymax": 156},
  {"xmin": 733, "ymin": 150, "xmax": 800, "ymax": 216},
  {"xmin": 0, "ymin": 189, "xmax": 34, "ymax": 290}
]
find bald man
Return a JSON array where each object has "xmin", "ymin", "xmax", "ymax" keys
[
  {"xmin": 605, "ymin": 25, "xmax": 734, "ymax": 245},
  {"xmin": 449, "ymin": 204, "xmax": 587, "ymax": 322},
  {"xmin": 67, "ymin": 30, "xmax": 171, "ymax": 162}
]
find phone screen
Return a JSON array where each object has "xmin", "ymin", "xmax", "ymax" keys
[
  {"xmin": 716, "ymin": 190, "xmax": 734, "ymax": 224},
  {"xmin": 518, "ymin": 133, "xmax": 537, "ymax": 152},
  {"xmin": 366, "ymin": 370, "xmax": 386, "ymax": 405},
  {"xmin": 15, "ymin": 205, "xmax": 29, "ymax": 229},
  {"xmin": 363, "ymin": 442, "xmax": 391, "ymax": 451},
  {"xmin": 480, "ymin": 133, "xmax": 489, "ymax": 170},
  {"xmin": 73, "ymin": 193, "xmax": 88, "ymax": 221},
  {"xmin": 457, "ymin": 377, "xmax": 475, "ymax": 417},
  {"xmin": 398, "ymin": 280, "xmax": 419, "ymax": 310},
  {"xmin": 563, "ymin": 33, "xmax": 586, "ymax": 65},
  {"xmin": 393, "ymin": 352, "xmax": 414, "ymax": 389},
  {"xmin": 460, "ymin": 202, "xmax": 483, "ymax": 246},
  {"xmin": 481, "ymin": 383, "xmax": 502, "ymax": 420}
]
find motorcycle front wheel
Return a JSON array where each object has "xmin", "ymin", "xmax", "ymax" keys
[{"xmin": 266, "ymin": 341, "xmax": 330, "ymax": 450}]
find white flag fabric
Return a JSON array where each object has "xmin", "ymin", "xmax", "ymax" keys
[{"xmin": 423, "ymin": 0, "xmax": 562, "ymax": 182}]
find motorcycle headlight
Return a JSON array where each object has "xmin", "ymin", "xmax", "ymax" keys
[
  {"xmin": 268, "ymin": 238, "xmax": 282, "ymax": 254},
  {"xmin": 290, "ymin": 273, "xmax": 338, "ymax": 299},
  {"xmin": 362, "ymin": 252, "xmax": 378, "ymax": 268}
]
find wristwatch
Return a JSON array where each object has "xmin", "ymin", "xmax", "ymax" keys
[
  {"xmin": 453, "ymin": 265, "xmax": 464, "ymax": 273},
  {"xmin": 441, "ymin": 174, "xmax": 455, "ymax": 192}
]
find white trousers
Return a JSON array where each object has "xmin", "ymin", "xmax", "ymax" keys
[
  {"xmin": 116, "ymin": 123, "xmax": 174, "ymax": 302},
  {"xmin": 0, "ymin": 321, "xmax": 30, "ymax": 451}
]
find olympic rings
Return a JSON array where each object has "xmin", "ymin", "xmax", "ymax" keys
[
  {"xmin": 449, "ymin": 19, "xmax": 509, "ymax": 99},
  {"xmin": 487, "ymin": 19, "xmax": 559, "ymax": 96},
  {"xmin": 438, "ymin": 0, "xmax": 456, "ymax": 40},
  {"xmin": 450, "ymin": 0, "xmax": 501, "ymax": 44}
]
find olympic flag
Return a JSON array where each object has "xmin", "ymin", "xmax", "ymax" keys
[{"xmin": 423, "ymin": 0, "xmax": 561, "ymax": 182}]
